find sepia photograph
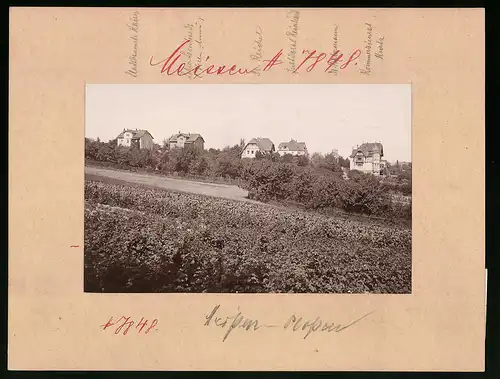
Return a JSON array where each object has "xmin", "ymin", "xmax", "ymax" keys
[{"xmin": 84, "ymin": 84, "xmax": 412, "ymax": 294}]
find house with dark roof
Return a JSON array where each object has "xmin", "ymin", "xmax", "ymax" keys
[
  {"xmin": 241, "ymin": 137, "xmax": 275, "ymax": 158},
  {"xmin": 167, "ymin": 132, "xmax": 205, "ymax": 150},
  {"xmin": 277, "ymin": 139, "xmax": 308, "ymax": 157},
  {"xmin": 349, "ymin": 142, "xmax": 386, "ymax": 175},
  {"xmin": 116, "ymin": 129, "xmax": 154, "ymax": 150}
]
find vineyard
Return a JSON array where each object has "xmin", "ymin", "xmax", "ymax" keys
[{"xmin": 84, "ymin": 180, "xmax": 412, "ymax": 293}]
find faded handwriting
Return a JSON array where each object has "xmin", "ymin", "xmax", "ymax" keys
[
  {"xmin": 125, "ymin": 11, "xmax": 139, "ymax": 78},
  {"xmin": 375, "ymin": 35, "xmax": 384, "ymax": 60},
  {"xmin": 205, "ymin": 305, "xmax": 375, "ymax": 341},
  {"xmin": 285, "ymin": 10, "xmax": 300, "ymax": 73},
  {"xmin": 250, "ymin": 26, "xmax": 263, "ymax": 76},
  {"xmin": 205, "ymin": 305, "xmax": 277, "ymax": 342},
  {"xmin": 360, "ymin": 23, "xmax": 372, "ymax": 75},
  {"xmin": 194, "ymin": 18, "xmax": 205, "ymax": 75},
  {"xmin": 101, "ymin": 316, "xmax": 158, "ymax": 335},
  {"xmin": 284, "ymin": 311, "xmax": 375, "ymax": 339},
  {"xmin": 181, "ymin": 23, "xmax": 194, "ymax": 79},
  {"xmin": 150, "ymin": 39, "xmax": 361, "ymax": 77},
  {"xmin": 327, "ymin": 24, "xmax": 339, "ymax": 75}
]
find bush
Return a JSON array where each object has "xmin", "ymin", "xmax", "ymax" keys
[
  {"xmin": 241, "ymin": 163, "xmax": 410, "ymax": 220},
  {"xmin": 85, "ymin": 138, "xmax": 411, "ymax": 220},
  {"xmin": 84, "ymin": 180, "xmax": 412, "ymax": 293}
]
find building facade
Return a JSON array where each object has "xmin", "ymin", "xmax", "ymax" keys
[
  {"xmin": 116, "ymin": 129, "xmax": 154, "ymax": 150},
  {"xmin": 241, "ymin": 138, "xmax": 275, "ymax": 158},
  {"xmin": 349, "ymin": 142, "xmax": 386, "ymax": 175},
  {"xmin": 277, "ymin": 139, "xmax": 308, "ymax": 156},
  {"xmin": 167, "ymin": 133, "xmax": 205, "ymax": 150}
]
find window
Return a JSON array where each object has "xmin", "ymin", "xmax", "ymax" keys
[
  {"xmin": 126, "ymin": 139, "xmax": 130, "ymax": 143},
  {"xmin": 251, "ymin": 150, "xmax": 254, "ymax": 154},
  {"xmin": 356, "ymin": 162, "xmax": 363, "ymax": 167},
  {"xmin": 247, "ymin": 150, "xmax": 250, "ymax": 154}
]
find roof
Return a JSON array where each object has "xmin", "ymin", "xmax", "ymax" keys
[
  {"xmin": 349, "ymin": 142, "xmax": 384, "ymax": 158},
  {"xmin": 278, "ymin": 139, "xmax": 307, "ymax": 152},
  {"xmin": 117, "ymin": 129, "xmax": 154, "ymax": 140},
  {"xmin": 168, "ymin": 133, "xmax": 205, "ymax": 143},
  {"xmin": 245, "ymin": 137, "xmax": 274, "ymax": 152}
]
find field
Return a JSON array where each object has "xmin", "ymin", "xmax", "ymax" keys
[
  {"xmin": 86, "ymin": 166, "xmax": 249, "ymax": 201},
  {"xmin": 84, "ymin": 179, "xmax": 412, "ymax": 294}
]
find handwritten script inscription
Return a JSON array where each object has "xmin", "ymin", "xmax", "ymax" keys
[
  {"xmin": 125, "ymin": 11, "xmax": 139, "ymax": 78},
  {"xmin": 328, "ymin": 24, "xmax": 340, "ymax": 75},
  {"xmin": 250, "ymin": 26, "xmax": 263, "ymax": 76},
  {"xmin": 360, "ymin": 22, "xmax": 372, "ymax": 75},
  {"xmin": 150, "ymin": 40, "xmax": 361, "ymax": 78},
  {"xmin": 205, "ymin": 305, "xmax": 375, "ymax": 341},
  {"xmin": 375, "ymin": 35, "xmax": 384, "ymax": 59},
  {"xmin": 285, "ymin": 10, "xmax": 300, "ymax": 73},
  {"xmin": 101, "ymin": 316, "xmax": 158, "ymax": 335}
]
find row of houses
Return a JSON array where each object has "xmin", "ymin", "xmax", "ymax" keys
[
  {"xmin": 115, "ymin": 129, "xmax": 387, "ymax": 175},
  {"xmin": 116, "ymin": 130, "xmax": 205, "ymax": 150},
  {"xmin": 116, "ymin": 130, "xmax": 308, "ymax": 157},
  {"xmin": 241, "ymin": 137, "xmax": 308, "ymax": 158}
]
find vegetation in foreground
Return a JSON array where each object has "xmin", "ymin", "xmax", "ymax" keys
[
  {"xmin": 86, "ymin": 138, "xmax": 412, "ymax": 221},
  {"xmin": 84, "ymin": 180, "xmax": 411, "ymax": 294}
]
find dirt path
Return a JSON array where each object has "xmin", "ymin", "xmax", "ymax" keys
[{"xmin": 85, "ymin": 166, "xmax": 251, "ymax": 202}]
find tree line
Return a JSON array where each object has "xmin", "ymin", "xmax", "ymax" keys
[{"xmin": 85, "ymin": 138, "xmax": 411, "ymax": 220}]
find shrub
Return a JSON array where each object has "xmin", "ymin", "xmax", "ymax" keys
[{"xmin": 84, "ymin": 180, "xmax": 412, "ymax": 293}]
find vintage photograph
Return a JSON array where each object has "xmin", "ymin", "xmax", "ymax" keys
[{"xmin": 84, "ymin": 84, "xmax": 412, "ymax": 294}]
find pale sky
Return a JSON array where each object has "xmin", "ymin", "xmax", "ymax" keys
[{"xmin": 85, "ymin": 84, "xmax": 411, "ymax": 162}]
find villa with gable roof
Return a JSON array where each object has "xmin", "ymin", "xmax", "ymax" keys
[
  {"xmin": 277, "ymin": 139, "xmax": 308, "ymax": 156},
  {"xmin": 241, "ymin": 137, "xmax": 275, "ymax": 158},
  {"xmin": 349, "ymin": 142, "xmax": 387, "ymax": 175},
  {"xmin": 116, "ymin": 129, "xmax": 154, "ymax": 150},
  {"xmin": 167, "ymin": 132, "xmax": 205, "ymax": 150}
]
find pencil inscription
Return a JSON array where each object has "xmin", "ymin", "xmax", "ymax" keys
[
  {"xmin": 125, "ymin": 11, "xmax": 139, "ymax": 78},
  {"xmin": 204, "ymin": 305, "xmax": 375, "ymax": 341}
]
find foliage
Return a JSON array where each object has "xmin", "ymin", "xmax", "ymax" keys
[
  {"xmin": 240, "ymin": 162, "xmax": 410, "ymax": 220},
  {"xmin": 85, "ymin": 180, "xmax": 412, "ymax": 293},
  {"xmin": 85, "ymin": 138, "xmax": 411, "ymax": 218}
]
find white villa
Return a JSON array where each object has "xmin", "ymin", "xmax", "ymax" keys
[
  {"xmin": 349, "ymin": 142, "xmax": 387, "ymax": 175},
  {"xmin": 277, "ymin": 139, "xmax": 308, "ymax": 156}
]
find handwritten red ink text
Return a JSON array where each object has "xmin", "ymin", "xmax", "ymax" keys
[
  {"xmin": 101, "ymin": 316, "xmax": 158, "ymax": 335},
  {"xmin": 150, "ymin": 39, "xmax": 259, "ymax": 78},
  {"xmin": 150, "ymin": 40, "xmax": 361, "ymax": 77}
]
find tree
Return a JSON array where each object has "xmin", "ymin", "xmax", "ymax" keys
[
  {"xmin": 96, "ymin": 143, "xmax": 115, "ymax": 163},
  {"xmin": 296, "ymin": 155, "xmax": 309, "ymax": 167},
  {"xmin": 347, "ymin": 169, "xmax": 363, "ymax": 180},
  {"xmin": 321, "ymin": 152, "xmax": 342, "ymax": 172},
  {"xmin": 310, "ymin": 152, "xmax": 323, "ymax": 168},
  {"xmin": 339, "ymin": 156, "xmax": 350, "ymax": 169}
]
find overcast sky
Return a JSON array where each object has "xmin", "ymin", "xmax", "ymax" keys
[{"xmin": 85, "ymin": 84, "xmax": 411, "ymax": 162}]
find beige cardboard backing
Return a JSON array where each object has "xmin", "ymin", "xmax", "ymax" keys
[{"xmin": 9, "ymin": 7, "xmax": 485, "ymax": 371}]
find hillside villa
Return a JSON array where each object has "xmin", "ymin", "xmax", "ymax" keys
[
  {"xmin": 116, "ymin": 129, "xmax": 154, "ymax": 150},
  {"xmin": 241, "ymin": 138, "xmax": 275, "ymax": 158},
  {"xmin": 167, "ymin": 132, "xmax": 205, "ymax": 150},
  {"xmin": 277, "ymin": 139, "xmax": 308, "ymax": 156},
  {"xmin": 349, "ymin": 142, "xmax": 387, "ymax": 175}
]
